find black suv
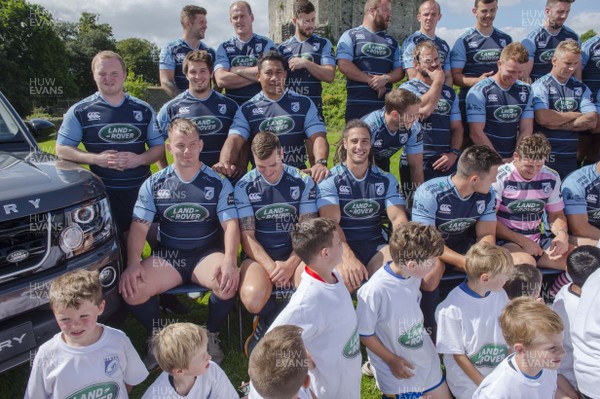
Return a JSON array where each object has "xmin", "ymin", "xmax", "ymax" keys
[{"xmin": 0, "ymin": 91, "xmax": 123, "ymax": 372}]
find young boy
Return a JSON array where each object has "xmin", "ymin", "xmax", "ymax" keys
[
  {"xmin": 473, "ymin": 297, "xmax": 566, "ymax": 399},
  {"xmin": 268, "ymin": 217, "xmax": 361, "ymax": 399},
  {"xmin": 24, "ymin": 269, "xmax": 148, "ymax": 399},
  {"xmin": 248, "ymin": 325, "xmax": 315, "ymax": 399},
  {"xmin": 552, "ymin": 245, "xmax": 600, "ymax": 398},
  {"xmin": 357, "ymin": 222, "xmax": 452, "ymax": 399},
  {"xmin": 142, "ymin": 322, "xmax": 238, "ymax": 398},
  {"xmin": 435, "ymin": 241, "xmax": 513, "ymax": 399},
  {"xmin": 503, "ymin": 263, "xmax": 543, "ymax": 300}
]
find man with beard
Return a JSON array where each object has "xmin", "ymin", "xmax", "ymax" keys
[
  {"xmin": 467, "ymin": 42, "xmax": 534, "ymax": 162},
  {"xmin": 522, "ymin": 0, "xmax": 580, "ymax": 83},
  {"xmin": 160, "ymin": 5, "xmax": 215, "ymax": 97},
  {"xmin": 336, "ymin": 0, "xmax": 404, "ymax": 122}
]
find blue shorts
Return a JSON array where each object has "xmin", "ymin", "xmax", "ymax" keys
[
  {"xmin": 152, "ymin": 244, "xmax": 222, "ymax": 282},
  {"xmin": 348, "ymin": 236, "xmax": 387, "ymax": 266}
]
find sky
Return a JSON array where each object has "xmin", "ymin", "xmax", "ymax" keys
[{"xmin": 32, "ymin": 0, "xmax": 600, "ymax": 50}]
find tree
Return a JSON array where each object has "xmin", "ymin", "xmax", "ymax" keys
[
  {"xmin": 116, "ymin": 38, "xmax": 160, "ymax": 85},
  {"xmin": 581, "ymin": 29, "xmax": 597, "ymax": 43}
]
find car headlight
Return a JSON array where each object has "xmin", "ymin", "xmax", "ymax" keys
[{"xmin": 60, "ymin": 197, "xmax": 114, "ymax": 256}]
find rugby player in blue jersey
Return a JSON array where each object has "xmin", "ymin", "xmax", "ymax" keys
[
  {"xmin": 317, "ymin": 120, "xmax": 408, "ymax": 292},
  {"xmin": 120, "ymin": 119, "xmax": 239, "ymax": 367},
  {"xmin": 578, "ymin": 33, "xmax": 600, "ymax": 165},
  {"xmin": 562, "ymin": 159, "xmax": 600, "ymax": 246},
  {"xmin": 336, "ymin": 0, "xmax": 404, "ymax": 121},
  {"xmin": 159, "ymin": 5, "xmax": 216, "ymax": 98}
]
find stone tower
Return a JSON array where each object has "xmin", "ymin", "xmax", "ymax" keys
[{"xmin": 268, "ymin": 0, "xmax": 421, "ymax": 45}]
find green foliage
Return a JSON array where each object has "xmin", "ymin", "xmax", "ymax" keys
[
  {"xmin": 124, "ymin": 69, "xmax": 149, "ymax": 100},
  {"xmin": 581, "ymin": 29, "xmax": 597, "ymax": 43},
  {"xmin": 322, "ymin": 69, "xmax": 347, "ymax": 137},
  {"xmin": 27, "ymin": 107, "xmax": 53, "ymax": 119},
  {"xmin": 116, "ymin": 38, "xmax": 160, "ymax": 85}
]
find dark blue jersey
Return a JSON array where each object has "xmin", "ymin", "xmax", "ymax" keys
[
  {"xmin": 402, "ymin": 31, "xmax": 451, "ymax": 72},
  {"xmin": 214, "ymin": 34, "xmax": 276, "ymax": 105},
  {"xmin": 159, "ymin": 38, "xmax": 216, "ymax": 92},
  {"xmin": 317, "ymin": 163, "xmax": 404, "ymax": 242},
  {"xmin": 156, "ymin": 90, "xmax": 239, "ymax": 167},
  {"xmin": 57, "ymin": 93, "xmax": 163, "ymax": 190},
  {"xmin": 521, "ymin": 25, "xmax": 579, "ymax": 82},
  {"xmin": 582, "ymin": 35, "xmax": 600, "ymax": 96},
  {"xmin": 229, "ymin": 90, "xmax": 326, "ymax": 169},
  {"xmin": 133, "ymin": 164, "xmax": 237, "ymax": 251},
  {"xmin": 278, "ymin": 34, "xmax": 335, "ymax": 112},
  {"xmin": 562, "ymin": 164, "xmax": 600, "ymax": 229},
  {"xmin": 412, "ymin": 175, "xmax": 496, "ymax": 249},
  {"xmin": 466, "ymin": 77, "xmax": 534, "ymax": 158},
  {"xmin": 235, "ymin": 165, "xmax": 317, "ymax": 252}
]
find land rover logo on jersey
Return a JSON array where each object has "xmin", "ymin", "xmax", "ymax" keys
[
  {"xmin": 260, "ymin": 117, "xmax": 295, "ymax": 134},
  {"xmin": 554, "ymin": 98, "xmax": 578, "ymax": 112},
  {"xmin": 231, "ymin": 55, "xmax": 257, "ymax": 67},
  {"xmin": 297, "ymin": 53, "xmax": 314, "ymax": 62},
  {"xmin": 473, "ymin": 49, "xmax": 501, "ymax": 63},
  {"xmin": 494, "ymin": 105, "xmax": 523, "ymax": 122},
  {"xmin": 7, "ymin": 249, "xmax": 29, "ymax": 263},
  {"xmin": 436, "ymin": 99, "xmax": 451, "ymax": 114},
  {"xmin": 104, "ymin": 355, "xmax": 119, "ymax": 376},
  {"xmin": 539, "ymin": 49, "xmax": 555, "ymax": 63},
  {"xmin": 290, "ymin": 186, "xmax": 300, "ymax": 200},
  {"xmin": 361, "ymin": 43, "xmax": 392, "ymax": 58},
  {"xmin": 439, "ymin": 218, "xmax": 476, "ymax": 234},
  {"xmin": 507, "ymin": 199, "xmax": 545, "ymax": 214},
  {"xmin": 65, "ymin": 382, "xmax": 120, "ymax": 399},
  {"xmin": 255, "ymin": 203, "xmax": 297, "ymax": 220},
  {"xmin": 291, "ymin": 102, "xmax": 300, "ymax": 112},
  {"xmin": 398, "ymin": 321, "xmax": 424, "ymax": 349},
  {"xmin": 133, "ymin": 110, "xmax": 143, "ymax": 122},
  {"xmin": 218, "ymin": 104, "xmax": 227, "ymax": 114},
  {"xmin": 192, "ymin": 116, "xmax": 223, "ymax": 134},
  {"xmin": 164, "ymin": 203, "xmax": 209, "ymax": 222},
  {"xmin": 98, "ymin": 124, "xmax": 141, "ymax": 143},
  {"xmin": 204, "ymin": 187, "xmax": 214, "ymax": 200},
  {"xmin": 343, "ymin": 199, "xmax": 380, "ymax": 218},
  {"xmin": 477, "ymin": 200, "xmax": 485, "ymax": 214},
  {"xmin": 375, "ymin": 182, "xmax": 385, "ymax": 196},
  {"xmin": 343, "ymin": 327, "xmax": 360, "ymax": 358},
  {"xmin": 470, "ymin": 344, "xmax": 508, "ymax": 368}
]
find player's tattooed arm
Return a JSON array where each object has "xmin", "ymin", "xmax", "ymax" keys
[
  {"xmin": 240, "ymin": 216, "xmax": 256, "ymax": 231},
  {"xmin": 132, "ymin": 216, "xmax": 151, "ymax": 226}
]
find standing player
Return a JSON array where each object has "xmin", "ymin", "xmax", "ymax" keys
[
  {"xmin": 562, "ymin": 160, "xmax": 600, "ymax": 246},
  {"xmin": 467, "ymin": 42, "xmax": 534, "ymax": 161},
  {"xmin": 160, "ymin": 6, "xmax": 215, "ymax": 98},
  {"xmin": 336, "ymin": 0, "xmax": 404, "ymax": 121},
  {"xmin": 579, "ymin": 33, "xmax": 600, "ymax": 165}
]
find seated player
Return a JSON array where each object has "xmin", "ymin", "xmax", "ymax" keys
[{"xmin": 562, "ymin": 160, "xmax": 600, "ymax": 246}]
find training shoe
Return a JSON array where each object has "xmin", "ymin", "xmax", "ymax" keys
[
  {"xmin": 362, "ymin": 360, "xmax": 374, "ymax": 377},
  {"xmin": 244, "ymin": 316, "xmax": 266, "ymax": 358},
  {"xmin": 207, "ymin": 332, "xmax": 225, "ymax": 365},
  {"xmin": 159, "ymin": 294, "xmax": 191, "ymax": 315}
]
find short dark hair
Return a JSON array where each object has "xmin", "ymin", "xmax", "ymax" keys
[
  {"xmin": 503, "ymin": 263, "xmax": 543, "ymax": 300},
  {"xmin": 293, "ymin": 0, "xmax": 315, "ymax": 17},
  {"xmin": 292, "ymin": 218, "xmax": 336, "ymax": 264},
  {"xmin": 251, "ymin": 131, "xmax": 281, "ymax": 160},
  {"xmin": 183, "ymin": 50, "xmax": 213, "ymax": 75},
  {"xmin": 567, "ymin": 245, "xmax": 600, "ymax": 287},
  {"xmin": 474, "ymin": 0, "xmax": 497, "ymax": 8},
  {"xmin": 258, "ymin": 50, "xmax": 288, "ymax": 72},
  {"xmin": 180, "ymin": 5, "xmax": 207, "ymax": 27},
  {"xmin": 456, "ymin": 145, "xmax": 503, "ymax": 178}
]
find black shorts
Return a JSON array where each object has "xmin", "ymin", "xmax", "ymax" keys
[
  {"xmin": 348, "ymin": 236, "xmax": 388, "ymax": 266},
  {"xmin": 241, "ymin": 246, "xmax": 292, "ymax": 263},
  {"xmin": 447, "ymin": 237, "xmax": 476, "ymax": 255},
  {"xmin": 152, "ymin": 244, "xmax": 222, "ymax": 282},
  {"xmin": 106, "ymin": 188, "xmax": 139, "ymax": 235}
]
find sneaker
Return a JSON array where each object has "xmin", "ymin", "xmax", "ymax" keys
[
  {"xmin": 361, "ymin": 361, "xmax": 374, "ymax": 377},
  {"xmin": 244, "ymin": 316, "xmax": 266, "ymax": 358},
  {"xmin": 207, "ymin": 332, "xmax": 225, "ymax": 365},
  {"xmin": 159, "ymin": 294, "xmax": 191, "ymax": 315}
]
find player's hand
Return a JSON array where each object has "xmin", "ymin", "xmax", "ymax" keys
[
  {"xmin": 387, "ymin": 355, "xmax": 415, "ymax": 379},
  {"xmin": 432, "ymin": 152, "xmax": 458, "ymax": 172},
  {"xmin": 376, "ymin": 86, "xmax": 387, "ymax": 98},
  {"xmin": 340, "ymin": 256, "xmax": 368, "ymax": 291},
  {"xmin": 305, "ymin": 163, "xmax": 329, "ymax": 184},
  {"xmin": 119, "ymin": 261, "xmax": 146, "ymax": 299},
  {"xmin": 214, "ymin": 259, "xmax": 239, "ymax": 295},
  {"xmin": 478, "ymin": 71, "xmax": 494, "ymax": 82},
  {"xmin": 520, "ymin": 237, "xmax": 544, "ymax": 257},
  {"xmin": 288, "ymin": 57, "xmax": 308, "ymax": 71},
  {"xmin": 547, "ymin": 232, "xmax": 569, "ymax": 257},
  {"xmin": 212, "ymin": 161, "xmax": 238, "ymax": 178},
  {"xmin": 115, "ymin": 151, "xmax": 144, "ymax": 170},
  {"xmin": 367, "ymin": 74, "xmax": 387, "ymax": 91},
  {"xmin": 269, "ymin": 260, "xmax": 296, "ymax": 287},
  {"xmin": 429, "ymin": 67, "xmax": 445, "ymax": 84},
  {"xmin": 97, "ymin": 150, "xmax": 119, "ymax": 169}
]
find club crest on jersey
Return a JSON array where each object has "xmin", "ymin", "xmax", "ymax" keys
[
  {"xmin": 519, "ymin": 90, "xmax": 527, "ymax": 103},
  {"xmin": 290, "ymin": 186, "xmax": 300, "ymax": 200},
  {"xmin": 104, "ymin": 354, "xmax": 119, "ymax": 376},
  {"xmin": 218, "ymin": 104, "xmax": 227, "ymax": 114},
  {"xmin": 542, "ymin": 182, "xmax": 551, "ymax": 193},
  {"xmin": 477, "ymin": 200, "xmax": 485, "ymax": 214},
  {"xmin": 499, "ymin": 39, "xmax": 507, "ymax": 47},
  {"xmin": 375, "ymin": 182, "xmax": 384, "ymax": 196},
  {"xmin": 386, "ymin": 37, "xmax": 393, "ymax": 45},
  {"xmin": 291, "ymin": 102, "xmax": 300, "ymax": 112},
  {"xmin": 133, "ymin": 111, "xmax": 143, "ymax": 122},
  {"xmin": 255, "ymin": 43, "xmax": 263, "ymax": 53},
  {"xmin": 205, "ymin": 187, "xmax": 215, "ymax": 200},
  {"xmin": 575, "ymin": 87, "xmax": 582, "ymax": 97},
  {"xmin": 313, "ymin": 42, "xmax": 320, "ymax": 51},
  {"xmin": 87, "ymin": 112, "xmax": 101, "ymax": 121}
]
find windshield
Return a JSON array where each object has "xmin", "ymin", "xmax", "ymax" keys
[{"xmin": 0, "ymin": 99, "xmax": 27, "ymax": 144}]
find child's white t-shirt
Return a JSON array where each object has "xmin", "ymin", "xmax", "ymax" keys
[
  {"xmin": 248, "ymin": 383, "xmax": 313, "ymax": 399},
  {"xmin": 473, "ymin": 353, "xmax": 558, "ymax": 398},
  {"xmin": 435, "ymin": 282, "xmax": 509, "ymax": 399},
  {"xmin": 141, "ymin": 361, "xmax": 238, "ymax": 399},
  {"xmin": 24, "ymin": 325, "xmax": 148, "ymax": 399},
  {"xmin": 269, "ymin": 269, "xmax": 362, "ymax": 399},
  {"xmin": 552, "ymin": 283, "xmax": 579, "ymax": 389},
  {"xmin": 356, "ymin": 263, "xmax": 443, "ymax": 395}
]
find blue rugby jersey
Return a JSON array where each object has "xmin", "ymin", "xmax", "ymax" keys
[
  {"xmin": 214, "ymin": 34, "xmax": 276, "ymax": 105},
  {"xmin": 562, "ymin": 164, "xmax": 600, "ymax": 229},
  {"xmin": 402, "ymin": 31, "xmax": 451, "ymax": 71},
  {"xmin": 57, "ymin": 93, "xmax": 163, "ymax": 190},
  {"xmin": 133, "ymin": 164, "xmax": 237, "ymax": 250},
  {"xmin": 159, "ymin": 38, "xmax": 216, "ymax": 92},
  {"xmin": 521, "ymin": 25, "xmax": 579, "ymax": 82},
  {"xmin": 336, "ymin": 26, "xmax": 403, "ymax": 119},
  {"xmin": 412, "ymin": 175, "xmax": 496, "ymax": 249},
  {"xmin": 400, "ymin": 79, "xmax": 461, "ymax": 161},
  {"xmin": 317, "ymin": 163, "xmax": 405, "ymax": 242},
  {"xmin": 466, "ymin": 77, "xmax": 534, "ymax": 158},
  {"xmin": 229, "ymin": 89, "xmax": 326, "ymax": 169},
  {"xmin": 278, "ymin": 34, "xmax": 335, "ymax": 113},
  {"xmin": 156, "ymin": 90, "xmax": 239, "ymax": 166},
  {"xmin": 582, "ymin": 35, "xmax": 600, "ymax": 96},
  {"xmin": 235, "ymin": 165, "xmax": 317, "ymax": 252}
]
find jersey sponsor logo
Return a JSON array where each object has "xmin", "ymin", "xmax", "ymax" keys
[
  {"xmin": 204, "ymin": 187, "xmax": 214, "ymax": 200},
  {"xmin": 104, "ymin": 354, "xmax": 119, "ymax": 376},
  {"xmin": 290, "ymin": 186, "xmax": 300, "ymax": 200},
  {"xmin": 231, "ymin": 55, "xmax": 257, "ymax": 67},
  {"xmin": 164, "ymin": 203, "xmax": 209, "ymax": 222},
  {"xmin": 87, "ymin": 112, "xmax": 101, "ymax": 121},
  {"xmin": 487, "ymin": 94, "xmax": 499, "ymax": 102},
  {"xmin": 493, "ymin": 105, "xmax": 523, "ymax": 122},
  {"xmin": 539, "ymin": 49, "xmax": 555, "ymax": 63},
  {"xmin": 554, "ymin": 98, "xmax": 578, "ymax": 112},
  {"xmin": 259, "ymin": 116, "xmax": 295, "ymax": 134},
  {"xmin": 375, "ymin": 182, "xmax": 385, "ymax": 196},
  {"xmin": 439, "ymin": 204, "xmax": 452, "ymax": 214},
  {"xmin": 225, "ymin": 46, "xmax": 235, "ymax": 53},
  {"xmin": 435, "ymin": 99, "xmax": 451, "ymax": 115},
  {"xmin": 133, "ymin": 110, "xmax": 143, "ymax": 122},
  {"xmin": 343, "ymin": 199, "xmax": 380, "ymax": 218},
  {"xmin": 248, "ymin": 192, "xmax": 262, "ymax": 202},
  {"xmin": 343, "ymin": 326, "xmax": 361, "ymax": 358},
  {"xmin": 191, "ymin": 116, "xmax": 224, "ymax": 134},
  {"xmin": 587, "ymin": 193, "xmax": 598, "ymax": 203},
  {"xmin": 398, "ymin": 321, "xmax": 424, "ymax": 349},
  {"xmin": 438, "ymin": 218, "xmax": 476, "ymax": 234},
  {"xmin": 587, "ymin": 208, "xmax": 600, "ymax": 220},
  {"xmin": 373, "ymin": 139, "xmax": 383, "ymax": 148},
  {"xmin": 156, "ymin": 189, "xmax": 170, "ymax": 199},
  {"xmin": 65, "ymin": 382, "xmax": 120, "ymax": 399},
  {"xmin": 291, "ymin": 102, "xmax": 300, "ymax": 112},
  {"xmin": 468, "ymin": 41, "xmax": 479, "ymax": 49},
  {"xmin": 360, "ymin": 43, "xmax": 392, "ymax": 58},
  {"xmin": 252, "ymin": 108, "xmax": 265, "ymax": 115},
  {"xmin": 469, "ymin": 344, "xmax": 508, "ymax": 368},
  {"xmin": 98, "ymin": 124, "xmax": 142, "ymax": 143},
  {"xmin": 505, "ymin": 184, "xmax": 517, "ymax": 191},
  {"xmin": 178, "ymin": 106, "xmax": 191, "ymax": 115},
  {"xmin": 356, "ymin": 33, "xmax": 365, "ymax": 40},
  {"xmin": 218, "ymin": 104, "xmax": 227, "ymax": 115},
  {"xmin": 507, "ymin": 199, "xmax": 546, "ymax": 214},
  {"xmin": 473, "ymin": 49, "xmax": 502, "ymax": 63},
  {"xmin": 255, "ymin": 203, "xmax": 297, "ymax": 220}
]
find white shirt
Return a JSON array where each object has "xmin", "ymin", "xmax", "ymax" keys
[
  {"xmin": 552, "ymin": 283, "xmax": 580, "ymax": 389},
  {"xmin": 248, "ymin": 383, "xmax": 312, "ymax": 399}
]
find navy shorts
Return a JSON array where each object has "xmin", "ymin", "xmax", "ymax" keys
[
  {"xmin": 348, "ymin": 236, "xmax": 388, "ymax": 266},
  {"xmin": 152, "ymin": 244, "xmax": 222, "ymax": 282},
  {"xmin": 106, "ymin": 188, "xmax": 139, "ymax": 234},
  {"xmin": 241, "ymin": 246, "xmax": 292, "ymax": 263}
]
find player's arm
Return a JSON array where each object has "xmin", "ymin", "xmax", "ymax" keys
[
  {"xmin": 452, "ymin": 354, "xmax": 485, "ymax": 386},
  {"xmin": 468, "ymin": 122, "xmax": 496, "ymax": 151},
  {"xmin": 416, "ymin": 68, "xmax": 445, "ymax": 119},
  {"xmin": 240, "ymin": 216, "xmax": 276, "ymax": 275},
  {"xmin": 475, "ymin": 220, "xmax": 496, "ymax": 245},
  {"xmin": 496, "ymin": 220, "xmax": 543, "ymax": 256},
  {"xmin": 119, "ymin": 217, "xmax": 152, "ymax": 298},
  {"xmin": 214, "ymin": 67, "xmax": 259, "ymax": 89},
  {"xmin": 214, "ymin": 134, "xmax": 246, "ymax": 177},
  {"xmin": 337, "ymin": 59, "xmax": 372, "ymax": 83},
  {"xmin": 219, "ymin": 218, "xmax": 241, "ymax": 294},
  {"xmin": 534, "ymin": 109, "xmax": 579, "ymax": 129},
  {"xmin": 56, "ymin": 143, "xmax": 116, "ymax": 168},
  {"xmin": 567, "ymin": 213, "xmax": 600, "ymax": 241},
  {"xmin": 521, "ymin": 60, "xmax": 534, "ymax": 84},
  {"xmin": 386, "ymin": 205, "xmax": 408, "ymax": 230},
  {"xmin": 547, "ymin": 210, "xmax": 569, "ymax": 256},
  {"xmin": 406, "ymin": 152, "xmax": 424, "ymax": 188},
  {"xmin": 289, "ymin": 57, "xmax": 335, "ymax": 83},
  {"xmin": 556, "ymin": 374, "xmax": 580, "ymax": 399},
  {"xmin": 159, "ymin": 69, "xmax": 180, "ymax": 98},
  {"xmin": 360, "ymin": 335, "xmax": 415, "ymax": 379},
  {"xmin": 517, "ymin": 117, "xmax": 533, "ymax": 143},
  {"xmin": 558, "ymin": 111, "xmax": 597, "ymax": 131},
  {"xmin": 451, "ymin": 67, "xmax": 494, "ymax": 88}
]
